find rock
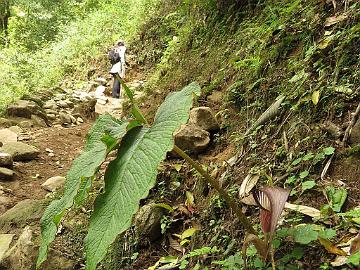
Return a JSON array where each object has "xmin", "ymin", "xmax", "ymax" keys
[
  {"xmin": 6, "ymin": 100, "xmax": 39, "ymax": 119},
  {"xmin": 134, "ymin": 204, "xmax": 164, "ymax": 245},
  {"xmin": 0, "ymin": 129, "xmax": 18, "ymax": 144},
  {"xmin": 17, "ymin": 120, "xmax": 33, "ymax": 129},
  {"xmin": 42, "ymin": 250, "xmax": 75, "ymax": 270},
  {"xmin": 0, "ymin": 153, "xmax": 13, "ymax": 168},
  {"xmin": 73, "ymin": 98, "xmax": 97, "ymax": 119},
  {"xmin": 57, "ymin": 100, "xmax": 69, "ymax": 108},
  {"xmin": 0, "ymin": 200, "xmax": 45, "ymax": 230},
  {"xmin": 95, "ymin": 77, "xmax": 108, "ymax": 86},
  {"xmin": 64, "ymin": 99, "xmax": 74, "ymax": 108},
  {"xmin": 7, "ymin": 126, "xmax": 23, "ymax": 135},
  {"xmin": 59, "ymin": 111, "xmax": 72, "ymax": 125},
  {"xmin": 0, "ymin": 226, "xmax": 36, "ymax": 270},
  {"xmin": 47, "ymin": 114, "xmax": 56, "ymax": 120},
  {"xmin": 42, "ymin": 176, "xmax": 66, "ymax": 192},
  {"xmin": 95, "ymin": 85, "xmax": 107, "ymax": 96},
  {"xmin": 174, "ymin": 124, "xmax": 210, "ymax": 154},
  {"xmin": 0, "ymin": 142, "xmax": 40, "ymax": 161},
  {"xmin": 350, "ymin": 119, "xmax": 360, "ymax": 145},
  {"xmin": 43, "ymin": 100, "xmax": 58, "ymax": 110},
  {"xmin": 0, "ymin": 234, "xmax": 15, "ymax": 262},
  {"xmin": 0, "ymin": 118, "xmax": 18, "ymax": 128},
  {"xmin": 0, "ymin": 168, "xmax": 15, "ymax": 181},
  {"xmin": 76, "ymin": 117, "xmax": 84, "ymax": 124},
  {"xmin": 45, "ymin": 109, "xmax": 59, "ymax": 115},
  {"xmin": 31, "ymin": 115, "xmax": 48, "ymax": 127},
  {"xmin": 189, "ymin": 107, "xmax": 219, "ymax": 132}
]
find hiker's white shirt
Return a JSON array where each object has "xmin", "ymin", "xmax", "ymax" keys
[{"xmin": 110, "ymin": 45, "xmax": 126, "ymax": 78}]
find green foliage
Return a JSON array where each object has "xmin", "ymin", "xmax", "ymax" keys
[
  {"xmin": 37, "ymin": 114, "xmax": 130, "ymax": 268},
  {"xmin": 347, "ymin": 251, "xmax": 360, "ymax": 266},
  {"xmin": 85, "ymin": 83, "xmax": 200, "ymax": 269},
  {"xmin": 0, "ymin": 0, "xmax": 161, "ymax": 112},
  {"xmin": 325, "ymin": 186, "xmax": 347, "ymax": 212},
  {"xmin": 37, "ymin": 82, "xmax": 201, "ymax": 269}
]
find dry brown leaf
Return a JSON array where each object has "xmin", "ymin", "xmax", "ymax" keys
[
  {"xmin": 285, "ymin": 202, "xmax": 321, "ymax": 219},
  {"xmin": 324, "ymin": 14, "xmax": 348, "ymax": 27},
  {"xmin": 350, "ymin": 233, "xmax": 360, "ymax": 254},
  {"xmin": 319, "ymin": 237, "xmax": 347, "ymax": 256},
  {"xmin": 168, "ymin": 236, "xmax": 183, "ymax": 253},
  {"xmin": 331, "ymin": 256, "xmax": 348, "ymax": 267},
  {"xmin": 239, "ymin": 174, "xmax": 260, "ymax": 198}
]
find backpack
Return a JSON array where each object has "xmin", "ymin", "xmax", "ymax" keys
[{"xmin": 108, "ymin": 49, "xmax": 121, "ymax": 65}]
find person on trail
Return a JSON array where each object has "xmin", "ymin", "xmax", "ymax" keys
[{"xmin": 109, "ymin": 40, "xmax": 126, "ymax": 98}]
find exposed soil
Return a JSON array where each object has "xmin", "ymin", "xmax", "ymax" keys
[{"xmin": 0, "ymin": 124, "xmax": 91, "ymax": 215}]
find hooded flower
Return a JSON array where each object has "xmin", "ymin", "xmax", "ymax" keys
[{"xmin": 253, "ymin": 186, "xmax": 289, "ymax": 234}]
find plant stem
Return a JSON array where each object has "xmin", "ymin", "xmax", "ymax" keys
[{"xmin": 173, "ymin": 145, "xmax": 256, "ymax": 235}]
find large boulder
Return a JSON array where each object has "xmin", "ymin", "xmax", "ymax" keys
[
  {"xmin": 6, "ymin": 100, "xmax": 39, "ymax": 119},
  {"xmin": 350, "ymin": 119, "xmax": 360, "ymax": 145},
  {"xmin": 0, "ymin": 199, "xmax": 45, "ymax": 230},
  {"xmin": 174, "ymin": 124, "xmax": 210, "ymax": 154},
  {"xmin": 0, "ymin": 129, "xmax": 18, "ymax": 145},
  {"xmin": 189, "ymin": 107, "xmax": 219, "ymax": 132},
  {"xmin": 0, "ymin": 142, "xmax": 39, "ymax": 161},
  {"xmin": 133, "ymin": 204, "xmax": 164, "ymax": 245},
  {"xmin": 0, "ymin": 118, "xmax": 18, "ymax": 128}
]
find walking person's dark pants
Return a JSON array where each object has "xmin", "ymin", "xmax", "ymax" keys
[{"xmin": 112, "ymin": 76, "xmax": 120, "ymax": 98}]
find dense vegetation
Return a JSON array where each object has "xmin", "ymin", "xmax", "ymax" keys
[
  {"xmin": 1, "ymin": 0, "xmax": 360, "ymax": 269},
  {"xmin": 0, "ymin": 0, "xmax": 159, "ymax": 111}
]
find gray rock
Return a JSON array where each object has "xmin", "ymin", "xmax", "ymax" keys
[
  {"xmin": 41, "ymin": 176, "xmax": 66, "ymax": 192},
  {"xmin": 0, "ymin": 168, "xmax": 15, "ymax": 181},
  {"xmin": 57, "ymin": 100, "xmax": 69, "ymax": 108},
  {"xmin": 0, "ymin": 142, "xmax": 40, "ymax": 161},
  {"xmin": 42, "ymin": 250, "xmax": 75, "ymax": 270},
  {"xmin": 0, "ymin": 234, "xmax": 15, "ymax": 262},
  {"xmin": 0, "ymin": 118, "xmax": 18, "ymax": 128},
  {"xmin": 73, "ymin": 98, "xmax": 97, "ymax": 119},
  {"xmin": 7, "ymin": 126, "xmax": 23, "ymax": 135},
  {"xmin": 47, "ymin": 114, "xmax": 56, "ymax": 120},
  {"xmin": 95, "ymin": 85, "xmax": 106, "ymax": 96},
  {"xmin": 43, "ymin": 100, "xmax": 58, "ymax": 110},
  {"xmin": 189, "ymin": 107, "xmax": 219, "ymax": 132},
  {"xmin": 17, "ymin": 120, "xmax": 33, "ymax": 129},
  {"xmin": 134, "ymin": 204, "xmax": 164, "ymax": 245},
  {"xmin": 59, "ymin": 111, "xmax": 72, "ymax": 125},
  {"xmin": 0, "ymin": 129, "xmax": 18, "ymax": 144},
  {"xmin": 6, "ymin": 100, "xmax": 39, "ymax": 119},
  {"xmin": 0, "ymin": 200, "xmax": 45, "ymax": 230},
  {"xmin": 45, "ymin": 109, "xmax": 59, "ymax": 115},
  {"xmin": 0, "ymin": 153, "xmax": 13, "ymax": 168},
  {"xmin": 95, "ymin": 77, "xmax": 108, "ymax": 86},
  {"xmin": 174, "ymin": 124, "xmax": 210, "ymax": 154},
  {"xmin": 0, "ymin": 226, "xmax": 36, "ymax": 270},
  {"xmin": 31, "ymin": 115, "xmax": 48, "ymax": 127},
  {"xmin": 350, "ymin": 119, "xmax": 360, "ymax": 145}
]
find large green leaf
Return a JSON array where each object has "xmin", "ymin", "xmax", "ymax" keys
[
  {"xmin": 85, "ymin": 82, "xmax": 201, "ymax": 270},
  {"xmin": 36, "ymin": 114, "xmax": 130, "ymax": 269}
]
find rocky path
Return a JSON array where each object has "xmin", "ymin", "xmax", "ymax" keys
[{"xmin": 0, "ymin": 74, "xmax": 145, "ymax": 269}]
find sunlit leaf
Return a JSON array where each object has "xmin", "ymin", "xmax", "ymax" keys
[
  {"xmin": 311, "ymin": 91, "xmax": 320, "ymax": 105},
  {"xmin": 318, "ymin": 237, "xmax": 347, "ymax": 256}
]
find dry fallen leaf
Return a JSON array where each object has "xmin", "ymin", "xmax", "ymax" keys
[
  {"xmin": 331, "ymin": 256, "xmax": 348, "ymax": 267},
  {"xmin": 239, "ymin": 174, "xmax": 260, "ymax": 198},
  {"xmin": 319, "ymin": 237, "xmax": 347, "ymax": 256},
  {"xmin": 350, "ymin": 233, "xmax": 360, "ymax": 254},
  {"xmin": 324, "ymin": 14, "xmax": 348, "ymax": 27},
  {"xmin": 168, "ymin": 235, "xmax": 183, "ymax": 253},
  {"xmin": 285, "ymin": 202, "xmax": 321, "ymax": 219}
]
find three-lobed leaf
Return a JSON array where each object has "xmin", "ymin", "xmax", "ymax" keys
[{"xmin": 84, "ymin": 82, "xmax": 201, "ymax": 269}]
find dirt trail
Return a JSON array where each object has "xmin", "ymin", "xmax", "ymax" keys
[{"xmin": 0, "ymin": 73, "xmax": 145, "ymax": 269}]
